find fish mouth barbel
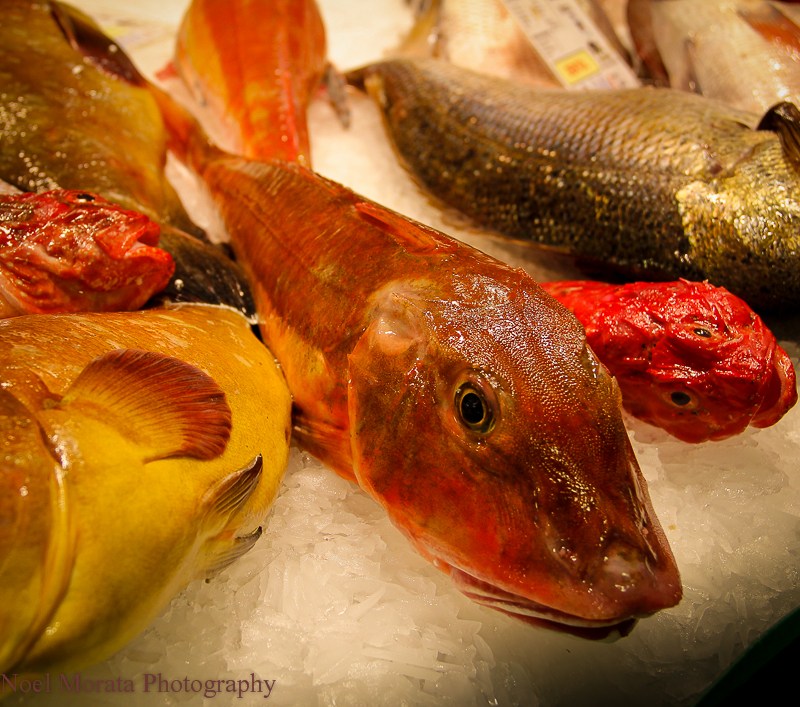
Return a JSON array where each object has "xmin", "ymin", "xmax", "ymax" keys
[
  {"xmin": 145, "ymin": 0, "xmax": 683, "ymax": 635},
  {"xmin": 347, "ymin": 56, "xmax": 800, "ymax": 312}
]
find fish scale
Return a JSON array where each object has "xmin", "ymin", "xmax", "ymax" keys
[
  {"xmin": 151, "ymin": 0, "xmax": 683, "ymax": 636},
  {"xmin": 348, "ymin": 57, "xmax": 800, "ymax": 311}
]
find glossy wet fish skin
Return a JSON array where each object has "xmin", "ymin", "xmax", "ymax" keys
[
  {"xmin": 158, "ymin": 0, "xmax": 682, "ymax": 634},
  {"xmin": 0, "ymin": 0, "xmax": 194, "ymax": 232},
  {"xmin": 628, "ymin": 0, "xmax": 800, "ymax": 114},
  {"xmin": 348, "ymin": 57, "xmax": 800, "ymax": 312},
  {"xmin": 0, "ymin": 189, "xmax": 174, "ymax": 317},
  {"xmin": 174, "ymin": 0, "xmax": 327, "ymax": 165},
  {"xmin": 0, "ymin": 304, "xmax": 292, "ymax": 674},
  {"xmin": 0, "ymin": 0, "xmax": 258, "ymax": 316},
  {"xmin": 542, "ymin": 279, "xmax": 799, "ymax": 442}
]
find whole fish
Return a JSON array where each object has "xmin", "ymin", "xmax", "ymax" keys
[
  {"xmin": 628, "ymin": 0, "xmax": 800, "ymax": 114},
  {"xmin": 153, "ymin": 0, "xmax": 682, "ymax": 636},
  {"xmin": 346, "ymin": 57, "xmax": 800, "ymax": 312},
  {"xmin": 0, "ymin": 0, "xmax": 255, "ymax": 318},
  {"xmin": 541, "ymin": 279, "xmax": 798, "ymax": 442},
  {"xmin": 0, "ymin": 189, "xmax": 174, "ymax": 317},
  {"xmin": 0, "ymin": 303, "xmax": 292, "ymax": 675}
]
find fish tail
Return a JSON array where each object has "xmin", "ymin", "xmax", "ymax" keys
[{"xmin": 174, "ymin": 0, "xmax": 329, "ymax": 167}]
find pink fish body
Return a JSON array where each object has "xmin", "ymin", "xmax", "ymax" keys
[
  {"xmin": 0, "ymin": 189, "xmax": 174, "ymax": 317},
  {"xmin": 542, "ymin": 279, "xmax": 798, "ymax": 442}
]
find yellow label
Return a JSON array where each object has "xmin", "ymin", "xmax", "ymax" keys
[{"xmin": 554, "ymin": 50, "xmax": 600, "ymax": 85}]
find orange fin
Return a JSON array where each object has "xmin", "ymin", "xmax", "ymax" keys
[
  {"xmin": 60, "ymin": 349, "xmax": 232, "ymax": 462},
  {"xmin": 354, "ymin": 200, "xmax": 459, "ymax": 257}
]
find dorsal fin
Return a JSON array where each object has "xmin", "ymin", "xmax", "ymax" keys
[
  {"xmin": 757, "ymin": 102, "xmax": 800, "ymax": 169},
  {"xmin": 354, "ymin": 200, "xmax": 458, "ymax": 257},
  {"xmin": 59, "ymin": 349, "xmax": 232, "ymax": 462}
]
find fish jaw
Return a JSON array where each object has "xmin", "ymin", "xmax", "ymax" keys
[
  {"xmin": 0, "ymin": 190, "xmax": 174, "ymax": 315},
  {"xmin": 347, "ymin": 278, "xmax": 681, "ymax": 630}
]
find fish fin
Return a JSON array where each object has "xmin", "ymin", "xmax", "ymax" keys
[
  {"xmin": 49, "ymin": 0, "xmax": 147, "ymax": 86},
  {"xmin": 757, "ymin": 102, "xmax": 800, "ymax": 169},
  {"xmin": 201, "ymin": 454, "xmax": 264, "ymax": 521},
  {"xmin": 59, "ymin": 349, "xmax": 231, "ymax": 462},
  {"xmin": 393, "ymin": 0, "xmax": 446, "ymax": 60},
  {"xmin": 322, "ymin": 63, "xmax": 351, "ymax": 129},
  {"xmin": 202, "ymin": 527, "xmax": 263, "ymax": 579},
  {"xmin": 354, "ymin": 200, "xmax": 458, "ymax": 256},
  {"xmin": 198, "ymin": 455, "xmax": 265, "ymax": 577},
  {"xmin": 739, "ymin": 3, "xmax": 800, "ymax": 55}
]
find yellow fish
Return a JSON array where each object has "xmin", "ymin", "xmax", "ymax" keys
[{"xmin": 0, "ymin": 303, "xmax": 292, "ymax": 675}]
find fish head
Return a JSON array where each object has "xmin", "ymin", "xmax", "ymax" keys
[
  {"xmin": 348, "ymin": 276, "xmax": 681, "ymax": 636},
  {"xmin": 623, "ymin": 281, "xmax": 798, "ymax": 442},
  {"xmin": 0, "ymin": 190, "xmax": 174, "ymax": 315}
]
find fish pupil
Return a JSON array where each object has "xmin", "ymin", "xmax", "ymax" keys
[
  {"xmin": 693, "ymin": 327, "xmax": 712, "ymax": 338},
  {"xmin": 74, "ymin": 192, "xmax": 96, "ymax": 203},
  {"xmin": 671, "ymin": 391, "xmax": 692, "ymax": 407},
  {"xmin": 461, "ymin": 392, "xmax": 484, "ymax": 424}
]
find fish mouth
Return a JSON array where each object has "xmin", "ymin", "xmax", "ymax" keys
[
  {"xmin": 750, "ymin": 344, "xmax": 798, "ymax": 429},
  {"xmin": 439, "ymin": 563, "xmax": 645, "ymax": 640}
]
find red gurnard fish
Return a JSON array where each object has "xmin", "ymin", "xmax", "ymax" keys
[
  {"xmin": 0, "ymin": 189, "xmax": 173, "ymax": 317},
  {"xmin": 542, "ymin": 279, "xmax": 798, "ymax": 443},
  {"xmin": 152, "ymin": 0, "xmax": 682, "ymax": 635}
]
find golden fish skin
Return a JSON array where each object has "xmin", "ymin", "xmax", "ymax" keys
[
  {"xmin": 348, "ymin": 57, "xmax": 800, "ymax": 311},
  {"xmin": 0, "ymin": 0, "xmax": 193, "ymax": 232},
  {"xmin": 0, "ymin": 303, "xmax": 292, "ymax": 675}
]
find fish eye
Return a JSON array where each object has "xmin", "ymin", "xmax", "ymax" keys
[
  {"xmin": 73, "ymin": 192, "xmax": 97, "ymax": 203},
  {"xmin": 670, "ymin": 391, "xmax": 692, "ymax": 407},
  {"xmin": 455, "ymin": 383, "xmax": 495, "ymax": 434},
  {"xmin": 693, "ymin": 327, "xmax": 712, "ymax": 338}
]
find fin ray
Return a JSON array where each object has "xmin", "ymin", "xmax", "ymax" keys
[{"xmin": 59, "ymin": 349, "xmax": 232, "ymax": 461}]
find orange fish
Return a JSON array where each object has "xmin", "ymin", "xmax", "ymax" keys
[{"xmin": 149, "ymin": 0, "xmax": 682, "ymax": 636}]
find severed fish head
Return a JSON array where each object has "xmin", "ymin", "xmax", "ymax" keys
[
  {"xmin": 0, "ymin": 190, "xmax": 174, "ymax": 316},
  {"xmin": 614, "ymin": 280, "xmax": 798, "ymax": 443},
  {"xmin": 347, "ymin": 273, "xmax": 682, "ymax": 637}
]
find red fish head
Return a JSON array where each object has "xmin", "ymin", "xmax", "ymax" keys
[
  {"xmin": 618, "ymin": 281, "xmax": 797, "ymax": 442},
  {"xmin": 348, "ymin": 275, "xmax": 681, "ymax": 636},
  {"xmin": 0, "ymin": 190, "xmax": 174, "ymax": 315}
]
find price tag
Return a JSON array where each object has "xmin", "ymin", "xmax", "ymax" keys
[{"xmin": 500, "ymin": 0, "xmax": 639, "ymax": 89}]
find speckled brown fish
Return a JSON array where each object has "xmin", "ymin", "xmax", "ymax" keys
[{"xmin": 347, "ymin": 56, "xmax": 800, "ymax": 311}]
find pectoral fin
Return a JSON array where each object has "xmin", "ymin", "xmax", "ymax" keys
[
  {"xmin": 757, "ymin": 102, "xmax": 800, "ymax": 169},
  {"xmin": 198, "ymin": 454, "xmax": 265, "ymax": 577},
  {"xmin": 59, "ymin": 349, "xmax": 232, "ymax": 462}
]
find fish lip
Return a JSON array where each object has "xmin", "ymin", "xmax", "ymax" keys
[
  {"xmin": 749, "ymin": 345, "xmax": 798, "ymax": 428},
  {"xmin": 441, "ymin": 562, "xmax": 652, "ymax": 635}
]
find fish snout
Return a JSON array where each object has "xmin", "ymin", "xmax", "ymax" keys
[
  {"xmin": 750, "ymin": 345, "xmax": 798, "ymax": 429},
  {"xmin": 588, "ymin": 533, "xmax": 682, "ymax": 619}
]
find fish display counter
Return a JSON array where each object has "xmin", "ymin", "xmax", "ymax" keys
[{"xmin": 6, "ymin": 0, "xmax": 800, "ymax": 705}]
